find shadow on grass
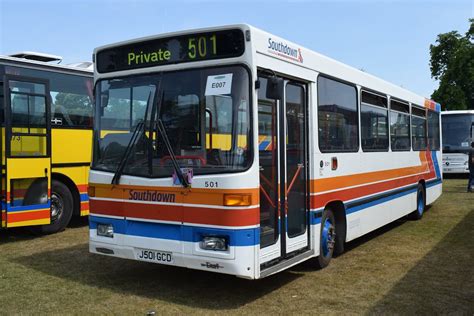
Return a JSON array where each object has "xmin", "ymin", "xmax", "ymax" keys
[
  {"xmin": 12, "ymin": 243, "xmax": 301, "ymax": 310},
  {"xmin": 369, "ymin": 209, "xmax": 474, "ymax": 314},
  {"xmin": 293, "ymin": 218, "xmax": 407, "ymax": 272},
  {"xmin": 0, "ymin": 216, "xmax": 89, "ymax": 245},
  {"xmin": 0, "ymin": 227, "xmax": 38, "ymax": 244}
]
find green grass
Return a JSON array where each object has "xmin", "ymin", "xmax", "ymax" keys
[{"xmin": 1, "ymin": 179, "xmax": 473, "ymax": 315}]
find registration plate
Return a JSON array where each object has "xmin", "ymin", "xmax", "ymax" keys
[{"xmin": 134, "ymin": 248, "xmax": 174, "ymax": 264}]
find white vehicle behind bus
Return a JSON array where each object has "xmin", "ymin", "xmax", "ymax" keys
[{"xmin": 441, "ymin": 110, "xmax": 474, "ymax": 174}]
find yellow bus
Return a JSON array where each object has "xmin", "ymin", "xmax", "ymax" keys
[{"xmin": 1, "ymin": 52, "xmax": 93, "ymax": 233}]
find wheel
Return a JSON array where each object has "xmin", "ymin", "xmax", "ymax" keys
[
  {"xmin": 316, "ymin": 208, "xmax": 336, "ymax": 269},
  {"xmin": 35, "ymin": 180, "xmax": 73, "ymax": 234},
  {"xmin": 408, "ymin": 183, "xmax": 425, "ymax": 220}
]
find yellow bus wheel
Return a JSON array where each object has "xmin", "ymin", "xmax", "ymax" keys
[{"xmin": 36, "ymin": 180, "xmax": 74, "ymax": 234}]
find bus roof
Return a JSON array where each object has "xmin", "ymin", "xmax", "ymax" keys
[
  {"xmin": 8, "ymin": 51, "xmax": 63, "ymax": 63},
  {"xmin": 0, "ymin": 54, "xmax": 93, "ymax": 75},
  {"xmin": 93, "ymin": 23, "xmax": 439, "ymax": 109},
  {"xmin": 441, "ymin": 110, "xmax": 474, "ymax": 115}
]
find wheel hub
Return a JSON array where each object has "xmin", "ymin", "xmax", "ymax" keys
[
  {"xmin": 417, "ymin": 191, "xmax": 424, "ymax": 215},
  {"xmin": 322, "ymin": 219, "xmax": 336, "ymax": 257},
  {"xmin": 50, "ymin": 193, "xmax": 63, "ymax": 222}
]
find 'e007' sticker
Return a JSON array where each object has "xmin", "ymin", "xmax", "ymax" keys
[{"xmin": 205, "ymin": 73, "xmax": 233, "ymax": 96}]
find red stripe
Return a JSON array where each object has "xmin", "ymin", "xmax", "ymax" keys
[
  {"xmin": 80, "ymin": 202, "xmax": 89, "ymax": 210},
  {"xmin": 90, "ymin": 199, "xmax": 259, "ymax": 226},
  {"xmin": 77, "ymin": 184, "xmax": 88, "ymax": 192},
  {"xmin": 8, "ymin": 209, "xmax": 50, "ymax": 223},
  {"xmin": 311, "ymin": 151, "xmax": 437, "ymax": 209}
]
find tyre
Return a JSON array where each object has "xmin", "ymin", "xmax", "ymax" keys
[
  {"xmin": 408, "ymin": 183, "xmax": 425, "ymax": 220},
  {"xmin": 316, "ymin": 207, "xmax": 336, "ymax": 269},
  {"xmin": 35, "ymin": 180, "xmax": 74, "ymax": 234}
]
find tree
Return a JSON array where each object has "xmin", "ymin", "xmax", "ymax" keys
[{"xmin": 430, "ymin": 19, "xmax": 473, "ymax": 110}]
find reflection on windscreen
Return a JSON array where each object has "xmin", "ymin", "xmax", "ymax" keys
[
  {"xmin": 93, "ymin": 66, "xmax": 251, "ymax": 178},
  {"xmin": 442, "ymin": 114, "xmax": 474, "ymax": 153}
]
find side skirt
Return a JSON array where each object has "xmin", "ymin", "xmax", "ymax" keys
[{"xmin": 259, "ymin": 249, "xmax": 315, "ymax": 278}]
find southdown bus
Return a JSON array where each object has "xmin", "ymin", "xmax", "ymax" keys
[
  {"xmin": 441, "ymin": 110, "xmax": 474, "ymax": 174},
  {"xmin": 1, "ymin": 52, "xmax": 93, "ymax": 233},
  {"xmin": 89, "ymin": 25, "xmax": 442, "ymax": 279}
]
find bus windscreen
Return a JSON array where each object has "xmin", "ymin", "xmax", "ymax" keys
[
  {"xmin": 96, "ymin": 29, "xmax": 245, "ymax": 73},
  {"xmin": 442, "ymin": 114, "xmax": 474, "ymax": 153}
]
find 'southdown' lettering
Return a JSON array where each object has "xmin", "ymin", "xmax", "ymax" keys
[{"xmin": 129, "ymin": 190, "xmax": 176, "ymax": 203}]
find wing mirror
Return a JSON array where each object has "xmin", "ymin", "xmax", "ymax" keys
[{"xmin": 265, "ymin": 77, "xmax": 284, "ymax": 101}]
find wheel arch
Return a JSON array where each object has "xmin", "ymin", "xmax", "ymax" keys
[
  {"xmin": 51, "ymin": 172, "xmax": 81, "ymax": 217},
  {"xmin": 419, "ymin": 179, "xmax": 426, "ymax": 189},
  {"xmin": 324, "ymin": 200, "xmax": 347, "ymax": 255}
]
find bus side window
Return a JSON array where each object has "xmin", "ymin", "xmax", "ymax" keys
[
  {"xmin": 317, "ymin": 76, "xmax": 358, "ymax": 153},
  {"xmin": 412, "ymin": 106, "xmax": 427, "ymax": 151},
  {"xmin": 427, "ymin": 110, "xmax": 440, "ymax": 150}
]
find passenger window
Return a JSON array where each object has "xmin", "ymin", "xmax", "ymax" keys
[
  {"xmin": 317, "ymin": 76, "xmax": 358, "ymax": 152},
  {"xmin": 390, "ymin": 100, "xmax": 411, "ymax": 151},
  {"xmin": 361, "ymin": 91, "xmax": 388, "ymax": 151},
  {"xmin": 5, "ymin": 66, "xmax": 93, "ymax": 128},
  {"xmin": 412, "ymin": 106, "xmax": 427, "ymax": 151}
]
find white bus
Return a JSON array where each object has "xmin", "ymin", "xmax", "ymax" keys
[
  {"xmin": 88, "ymin": 25, "xmax": 442, "ymax": 279},
  {"xmin": 441, "ymin": 110, "xmax": 474, "ymax": 174}
]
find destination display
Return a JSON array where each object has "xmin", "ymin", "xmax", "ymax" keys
[{"xmin": 96, "ymin": 29, "xmax": 245, "ymax": 73}]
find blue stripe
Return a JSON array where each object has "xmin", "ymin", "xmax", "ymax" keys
[
  {"xmin": 80, "ymin": 193, "xmax": 89, "ymax": 202},
  {"xmin": 259, "ymin": 140, "xmax": 270, "ymax": 150},
  {"xmin": 310, "ymin": 210, "xmax": 323, "ymax": 225},
  {"xmin": 431, "ymin": 151, "xmax": 441, "ymax": 180},
  {"xmin": 5, "ymin": 201, "xmax": 51, "ymax": 212},
  {"xmin": 427, "ymin": 178, "xmax": 442, "ymax": 188},
  {"xmin": 89, "ymin": 216, "xmax": 258, "ymax": 246},
  {"xmin": 310, "ymin": 175, "xmax": 443, "ymax": 224},
  {"xmin": 346, "ymin": 187, "xmax": 417, "ymax": 214}
]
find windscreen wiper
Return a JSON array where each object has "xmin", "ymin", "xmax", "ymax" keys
[
  {"xmin": 111, "ymin": 120, "xmax": 145, "ymax": 185},
  {"xmin": 156, "ymin": 119, "xmax": 189, "ymax": 188}
]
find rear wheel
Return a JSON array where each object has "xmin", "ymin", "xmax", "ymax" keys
[
  {"xmin": 316, "ymin": 208, "xmax": 336, "ymax": 269},
  {"xmin": 408, "ymin": 183, "xmax": 425, "ymax": 220},
  {"xmin": 35, "ymin": 180, "xmax": 73, "ymax": 234}
]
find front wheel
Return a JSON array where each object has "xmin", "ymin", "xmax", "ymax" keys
[
  {"xmin": 35, "ymin": 180, "xmax": 73, "ymax": 234},
  {"xmin": 316, "ymin": 208, "xmax": 336, "ymax": 269},
  {"xmin": 408, "ymin": 183, "xmax": 425, "ymax": 220}
]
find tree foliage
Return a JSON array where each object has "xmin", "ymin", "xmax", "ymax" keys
[{"xmin": 430, "ymin": 19, "xmax": 473, "ymax": 110}]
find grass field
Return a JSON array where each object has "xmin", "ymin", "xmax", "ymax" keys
[{"xmin": 0, "ymin": 179, "xmax": 473, "ymax": 315}]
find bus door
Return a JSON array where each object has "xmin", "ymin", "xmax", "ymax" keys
[
  {"xmin": 2, "ymin": 76, "xmax": 51, "ymax": 228},
  {"xmin": 258, "ymin": 75, "xmax": 309, "ymax": 262}
]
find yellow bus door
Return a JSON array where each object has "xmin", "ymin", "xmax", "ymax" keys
[{"xmin": 2, "ymin": 76, "xmax": 51, "ymax": 228}]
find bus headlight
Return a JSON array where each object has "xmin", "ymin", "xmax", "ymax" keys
[
  {"xmin": 200, "ymin": 236, "xmax": 228, "ymax": 251},
  {"xmin": 97, "ymin": 224, "xmax": 114, "ymax": 238}
]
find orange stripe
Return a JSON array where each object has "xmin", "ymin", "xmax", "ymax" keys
[
  {"xmin": 312, "ymin": 151, "xmax": 429, "ymax": 193},
  {"xmin": 91, "ymin": 184, "xmax": 258, "ymax": 207},
  {"xmin": 80, "ymin": 202, "xmax": 89, "ymax": 210},
  {"xmin": 77, "ymin": 184, "xmax": 88, "ymax": 192},
  {"xmin": 311, "ymin": 150, "xmax": 437, "ymax": 209}
]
